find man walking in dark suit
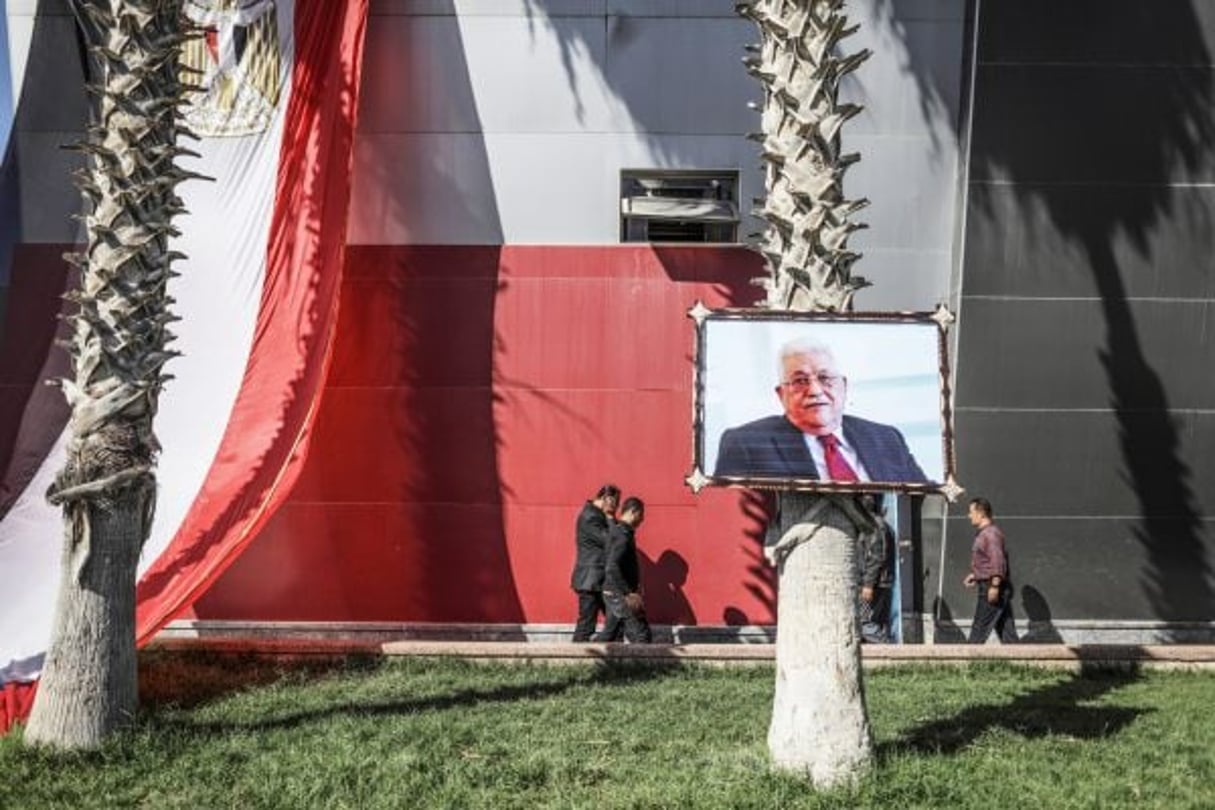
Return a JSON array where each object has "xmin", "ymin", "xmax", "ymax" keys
[
  {"xmin": 597, "ymin": 496, "xmax": 652, "ymax": 644},
  {"xmin": 570, "ymin": 484, "xmax": 619, "ymax": 642},
  {"xmin": 713, "ymin": 339, "xmax": 930, "ymax": 484}
]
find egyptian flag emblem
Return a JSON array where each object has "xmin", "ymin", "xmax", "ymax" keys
[{"xmin": 182, "ymin": 0, "xmax": 282, "ymax": 137}]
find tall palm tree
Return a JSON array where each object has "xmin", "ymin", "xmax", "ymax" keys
[
  {"xmin": 738, "ymin": 0, "xmax": 875, "ymax": 787},
  {"xmin": 24, "ymin": 0, "xmax": 194, "ymax": 749}
]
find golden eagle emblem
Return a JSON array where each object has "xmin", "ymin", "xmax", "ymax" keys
[{"xmin": 181, "ymin": 0, "xmax": 282, "ymax": 137}]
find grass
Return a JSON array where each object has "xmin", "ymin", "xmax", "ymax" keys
[{"xmin": 2, "ymin": 658, "xmax": 1213, "ymax": 809}]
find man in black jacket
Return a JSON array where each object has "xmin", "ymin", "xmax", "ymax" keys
[
  {"xmin": 570, "ymin": 484, "xmax": 619, "ymax": 642},
  {"xmin": 597, "ymin": 496, "xmax": 652, "ymax": 644},
  {"xmin": 858, "ymin": 495, "xmax": 896, "ymax": 643}
]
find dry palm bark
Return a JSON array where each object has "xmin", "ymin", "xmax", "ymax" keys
[
  {"xmin": 24, "ymin": 0, "xmax": 195, "ymax": 749},
  {"xmin": 738, "ymin": 0, "xmax": 876, "ymax": 787}
]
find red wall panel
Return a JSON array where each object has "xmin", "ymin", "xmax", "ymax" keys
[{"xmin": 193, "ymin": 245, "xmax": 778, "ymax": 627}]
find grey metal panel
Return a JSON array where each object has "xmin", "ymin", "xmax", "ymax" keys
[
  {"xmin": 358, "ymin": 16, "xmax": 483, "ymax": 135},
  {"xmin": 353, "ymin": 1, "xmax": 968, "ymax": 255},
  {"xmin": 371, "ymin": 1, "xmax": 607, "ymax": 17},
  {"xmin": 350, "ymin": 133, "xmax": 507, "ymax": 245},
  {"xmin": 965, "ymin": 184, "xmax": 1215, "ymax": 301},
  {"xmin": 970, "ymin": 64, "xmax": 1215, "ymax": 184},
  {"xmin": 6, "ymin": 0, "xmax": 71, "ymax": 13},
  {"xmin": 1, "ymin": 4, "xmax": 85, "ymax": 252},
  {"xmin": 349, "ymin": 130, "xmax": 764, "ymax": 246},
  {"xmin": 11, "ymin": 14, "xmax": 84, "ymax": 135},
  {"xmin": 847, "ymin": 15, "xmax": 965, "ymax": 136},
  {"xmin": 953, "ymin": 0, "xmax": 1215, "ymax": 631},
  {"xmin": 936, "ymin": 515, "xmax": 1215, "ymax": 626},
  {"xmin": 978, "ymin": 0, "xmax": 1215, "ymax": 65},
  {"xmin": 856, "ymin": 0, "xmax": 965, "ymax": 22},
  {"xmin": 10, "ymin": 131, "xmax": 83, "ymax": 243},
  {"xmin": 851, "ymin": 249, "xmax": 953, "ymax": 312},
  {"xmin": 371, "ymin": 0, "xmax": 743, "ymax": 18},
  {"xmin": 954, "ymin": 298, "xmax": 1215, "ymax": 410},
  {"xmin": 954, "ymin": 409, "xmax": 1215, "ymax": 517},
  {"xmin": 850, "ymin": 133, "xmax": 958, "ymax": 252},
  {"xmin": 458, "ymin": 15, "xmax": 619, "ymax": 134},
  {"xmin": 608, "ymin": 0, "xmax": 738, "ymax": 18},
  {"xmin": 605, "ymin": 17, "xmax": 755, "ymax": 135}
]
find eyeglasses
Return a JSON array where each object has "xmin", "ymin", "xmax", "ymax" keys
[{"xmin": 780, "ymin": 373, "xmax": 843, "ymax": 392}]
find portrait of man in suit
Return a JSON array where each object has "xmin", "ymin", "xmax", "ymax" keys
[{"xmin": 713, "ymin": 338, "xmax": 931, "ymax": 484}]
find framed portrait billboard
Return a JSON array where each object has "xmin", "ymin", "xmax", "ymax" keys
[{"xmin": 687, "ymin": 304, "xmax": 960, "ymax": 498}]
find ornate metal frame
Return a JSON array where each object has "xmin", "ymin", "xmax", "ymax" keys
[{"xmin": 686, "ymin": 302, "xmax": 962, "ymax": 501}]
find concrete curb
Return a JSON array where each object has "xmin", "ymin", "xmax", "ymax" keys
[{"xmin": 143, "ymin": 638, "xmax": 1215, "ymax": 670}]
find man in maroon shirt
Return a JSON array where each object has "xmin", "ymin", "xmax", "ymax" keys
[{"xmin": 963, "ymin": 497, "xmax": 1018, "ymax": 644}]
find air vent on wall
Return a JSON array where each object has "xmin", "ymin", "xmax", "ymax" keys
[{"xmin": 620, "ymin": 170, "xmax": 740, "ymax": 243}]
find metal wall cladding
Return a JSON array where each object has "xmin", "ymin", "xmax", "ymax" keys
[
  {"xmin": 192, "ymin": 245, "xmax": 781, "ymax": 627},
  {"xmin": 950, "ymin": 0, "xmax": 1215, "ymax": 626},
  {"xmin": 346, "ymin": 1, "xmax": 963, "ymax": 312},
  {"xmin": 937, "ymin": 515, "xmax": 1214, "ymax": 628},
  {"xmin": 0, "ymin": 247, "xmax": 71, "ymax": 519}
]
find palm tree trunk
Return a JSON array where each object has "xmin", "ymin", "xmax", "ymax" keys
[
  {"xmin": 739, "ymin": 0, "xmax": 875, "ymax": 786},
  {"xmin": 24, "ymin": 495, "xmax": 149, "ymax": 746},
  {"xmin": 766, "ymin": 493, "xmax": 873, "ymax": 785},
  {"xmin": 24, "ymin": 0, "xmax": 191, "ymax": 749}
]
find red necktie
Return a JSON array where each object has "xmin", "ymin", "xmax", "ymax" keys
[{"xmin": 818, "ymin": 434, "xmax": 859, "ymax": 482}]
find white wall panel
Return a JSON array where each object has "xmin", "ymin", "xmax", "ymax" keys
[
  {"xmin": 604, "ymin": 17, "xmax": 755, "ymax": 135},
  {"xmin": 850, "ymin": 134, "xmax": 958, "ymax": 253},
  {"xmin": 352, "ymin": 133, "xmax": 505, "ymax": 245},
  {"xmin": 852, "ymin": 249, "xmax": 954, "ymax": 312},
  {"xmin": 608, "ymin": 0, "xmax": 738, "ymax": 18},
  {"xmin": 846, "ymin": 17, "xmax": 964, "ymax": 138},
  {"xmin": 373, "ymin": 0, "xmax": 606, "ymax": 17},
  {"xmin": 350, "ymin": 130, "xmax": 763, "ymax": 246},
  {"xmin": 359, "ymin": 16, "xmax": 482, "ymax": 135},
  {"xmin": 353, "ymin": 0, "xmax": 970, "ymax": 311},
  {"xmin": 457, "ymin": 15, "xmax": 616, "ymax": 134}
]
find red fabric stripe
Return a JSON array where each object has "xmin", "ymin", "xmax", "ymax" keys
[
  {"xmin": 0, "ymin": 681, "xmax": 37, "ymax": 735},
  {"xmin": 133, "ymin": 0, "xmax": 369, "ymax": 644}
]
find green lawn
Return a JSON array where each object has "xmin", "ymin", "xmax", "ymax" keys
[{"xmin": 2, "ymin": 659, "xmax": 1213, "ymax": 809}]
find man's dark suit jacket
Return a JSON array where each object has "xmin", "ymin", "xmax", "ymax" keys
[
  {"xmin": 603, "ymin": 522, "xmax": 641, "ymax": 594},
  {"xmin": 570, "ymin": 501, "xmax": 611, "ymax": 591},
  {"xmin": 713, "ymin": 414, "xmax": 930, "ymax": 483}
]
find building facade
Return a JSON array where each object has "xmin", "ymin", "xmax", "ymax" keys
[{"xmin": 1, "ymin": 0, "xmax": 1212, "ymax": 644}]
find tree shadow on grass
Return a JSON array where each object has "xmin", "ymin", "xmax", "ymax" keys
[
  {"xmin": 885, "ymin": 667, "xmax": 1148, "ymax": 757},
  {"xmin": 157, "ymin": 661, "xmax": 679, "ymax": 736}
]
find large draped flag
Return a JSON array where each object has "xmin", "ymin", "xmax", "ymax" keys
[{"xmin": 0, "ymin": 0, "xmax": 369, "ymax": 733}]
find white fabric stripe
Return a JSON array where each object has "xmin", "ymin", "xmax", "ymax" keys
[
  {"xmin": 0, "ymin": 1, "xmax": 296, "ymax": 683},
  {"xmin": 149, "ymin": 0, "xmax": 295, "ymax": 566},
  {"xmin": 0, "ymin": 431, "xmax": 66, "ymax": 681}
]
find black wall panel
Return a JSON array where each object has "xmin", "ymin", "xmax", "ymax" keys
[
  {"xmin": 950, "ymin": 0, "xmax": 1215, "ymax": 628},
  {"xmin": 955, "ymin": 410, "xmax": 1215, "ymax": 517},
  {"xmin": 937, "ymin": 516, "xmax": 1214, "ymax": 630},
  {"xmin": 955, "ymin": 298, "xmax": 1215, "ymax": 410},
  {"xmin": 978, "ymin": 0, "xmax": 1215, "ymax": 65},
  {"xmin": 965, "ymin": 184, "xmax": 1215, "ymax": 301}
]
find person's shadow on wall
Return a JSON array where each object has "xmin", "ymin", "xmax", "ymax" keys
[
  {"xmin": 1019, "ymin": 584, "xmax": 1064, "ymax": 643},
  {"xmin": 639, "ymin": 549, "xmax": 696, "ymax": 627},
  {"xmin": 932, "ymin": 596, "xmax": 967, "ymax": 643}
]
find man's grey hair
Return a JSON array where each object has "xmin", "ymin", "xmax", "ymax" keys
[{"xmin": 776, "ymin": 337, "xmax": 837, "ymax": 384}]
